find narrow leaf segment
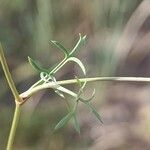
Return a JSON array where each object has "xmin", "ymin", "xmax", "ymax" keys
[{"xmin": 28, "ymin": 34, "xmax": 102, "ymax": 132}]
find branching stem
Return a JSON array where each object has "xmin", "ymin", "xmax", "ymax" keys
[
  {"xmin": 20, "ymin": 76, "xmax": 150, "ymax": 101},
  {"xmin": 0, "ymin": 43, "xmax": 22, "ymax": 150},
  {"xmin": 1, "ymin": 41, "xmax": 150, "ymax": 150}
]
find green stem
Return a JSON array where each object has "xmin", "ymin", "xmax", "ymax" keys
[
  {"xmin": 29, "ymin": 78, "xmax": 43, "ymax": 89},
  {"xmin": 50, "ymin": 57, "xmax": 67, "ymax": 74},
  {"xmin": 0, "ymin": 43, "xmax": 21, "ymax": 102},
  {"xmin": 30, "ymin": 57, "xmax": 68, "ymax": 89},
  {"xmin": 0, "ymin": 43, "xmax": 22, "ymax": 149},
  {"xmin": 20, "ymin": 76, "xmax": 150, "ymax": 101},
  {"xmin": 6, "ymin": 104, "xmax": 21, "ymax": 150}
]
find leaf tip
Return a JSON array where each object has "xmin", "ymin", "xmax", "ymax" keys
[
  {"xmin": 82, "ymin": 35, "xmax": 87, "ymax": 40},
  {"xmin": 28, "ymin": 56, "xmax": 32, "ymax": 63},
  {"xmin": 50, "ymin": 40, "xmax": 56, "ymax": 43}
]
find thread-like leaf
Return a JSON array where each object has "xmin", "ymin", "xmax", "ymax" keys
[
  {"xmin": 79, "ymin": 81, "xmax": 87, "ymax": 96},
  {"xmin": 69, "ymin": 34, "xmax": 87, "ymax": 56},
  {"xmin": 80, "ymin": 89, "xmax": 95, "ymax": 102},
  {"xmin": 28, "ymin": 57, "xmax": 48, "ymax": 73},
  {"xmin": 84, "ymin": 102, "xmax": 103, "ymax": 123},
  {"xmin": 67, "ymin": 57, "xmax": 86, "ymax": 75},
  {"xmin": 55, "ymin": 89, "xmax": 65, "ymax": 98},
  {"xmin": 55, "ymin": 112, "xmax": 73, "ymax": 130},
  {"xmin": 40, "ymin": 72, "xmax": 50, "ymax": 82},
  {"xmin": 53, "ymin": 84, "xmax": 77, "ymax": 98},
  {"xmin": 73, "ymin": 114, "xmax": 80, "ymax": 133},
  {"xmin": 82, "ymin": 35, "xmax": 87, "ymax": 41},
  {"xmin": 50, "ymin": 40, "xmax": 69, "ymax": 58},
  {"xmin": 52, "ymin": 83, "xmax": 98, "ymax": 127}
]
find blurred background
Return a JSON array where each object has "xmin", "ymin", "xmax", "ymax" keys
[{"xmin": 0, "ymin": 0, "xmax": 150, "ymax": 149}]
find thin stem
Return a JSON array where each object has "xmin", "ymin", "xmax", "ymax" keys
[
  {"xmin": 69, "ymin": 34, "xmax": 82, "ymax": 56},
  {"xmin": 0, "ymin": 43, "xmax": 22, "ymax": 149},
  {"xmin": 6, "ymin": 104, "xmax": 21, "ymax": 150},
  {"xmin": 30, "ymin": 57, "xmax": 68, "ymax": 89},
  {"xmin": 20, "ymin": 76, "xmax": 150, "ymax": 101},
  {"xmin": 50, "ymin": 57, "xmax": 67, "ymax": 74},
  {"xmin": 0, "ymin": 43, "xmax": 21, "ymax": 102},
  {"xmin": 29, "ymin": 78, "xmax": 43, "ymax": 89},
  {"xmin": 57, "ymin": 77, "xmax": 150, "ymax": 84}
]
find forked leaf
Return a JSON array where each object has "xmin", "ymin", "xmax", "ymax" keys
[
  {"xmin": 73, "ymin": 114, "xmax": 80, "ymax": 133},
  {"xmin": 83, "ymin": 102, "xmax": 103, "ymax": 123},
  {"xmin": 28, "ymin": 57, "xmax": 48, "ymax": 73},
  {"xmin": 67, "ymin": 57, "xmax": 86, "ymax": 75},
  {"xmin": 55, "ymin": 112, "xmax": 73, "ymax": 130},
  {"xmin": 50, "ymin": 40, "xmax": 69, "ymax": 57},
  {"xmin": 69, "ymin": 34, "xmax": 87, "ymax": 56}
]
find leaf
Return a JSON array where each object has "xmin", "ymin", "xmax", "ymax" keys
[
  {"xmin": 67, "ymin": 57, "xmax": 86, "ymax": 75},
  {"xmin": 73, "ymin": 114, "xmax": 80, "ymax": 133},
  {"xmin": 69, "ymin": 34, "xmax": 87, "ymax": 56},
  {"xmin": 79, "ymin": 81, "xmax": 87, "ymax": 95},
  {"xmin": 55, "ymin": 90, "xmax": 65, "ymax": 98},
  {"xmin": 80, "ymin": 89, "xmax": 95, "ymax": 102},
  {"xmin": 41, "ymin": 75, "xmax": 65, "ymax": 98},
  {"xmin": 28, "ymin": 56, "xmax": 48, "ymax": 73},
  {"xmin": 50, "ymin": 40, "xmax": 69, "ymax": 58},
  {"xmin": 82, "ymin": 35, "xmax": 87, "ymax": 41},
  {"xmin": 74, "ymin": 76, "xmax": 87, "ymax": 100},
  {"xmin": 53, "ymin": 84, "xmax": 77, "ymax": 98},
  {"xmin": 83, "ymin": 102, "xmax": 103, "ymax": 123},
  {"xmin": 40, "ymin": 72, "xmax": 49, "ymax": 82},
  {"xmin": 55, "ymin": 112, "xmax": 73, "ymax": 130}
]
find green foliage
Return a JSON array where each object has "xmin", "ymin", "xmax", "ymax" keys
[
  {"xmin": 73, "ymin": 113, "xmax": 80, "ymax": 133},
  {"xmin": 69, "ymin": 34, "xmax": 86, "ymax": 56},
  {"xmin": 83, "ymin": 101, "xmax": 103, "ymax": 123},
  {"xmin": 28, "ymin": 57, "xmax": 48, "ymax": 73},
  {"xmin": 50, "ymin": 40, "xmax": 69, "ymax": 58},
  {"xmin": 54, "ymin": 111, "xmax": 73, "ymax": 130},
  {"xmin": 66, "ymin": 57, "xmax": 86, "ymax": 75},
  {"xmin": 28, "ymin": 34, "xmax": 102, "ymax": 132}
]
